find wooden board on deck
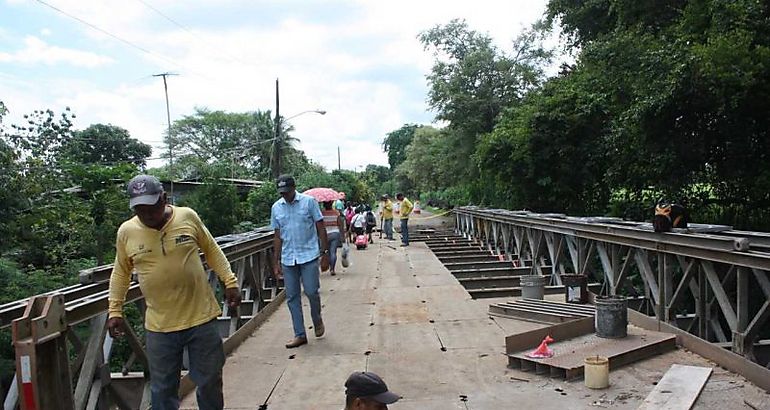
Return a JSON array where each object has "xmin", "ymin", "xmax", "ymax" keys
[{"xmin": 638, "ymin": 364, "xmax": 712, "ymax": 410}]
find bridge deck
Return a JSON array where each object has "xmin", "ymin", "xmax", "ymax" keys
[{"xmin": 181, "ymin": 217, "xmax": 768, "ymax": 409}]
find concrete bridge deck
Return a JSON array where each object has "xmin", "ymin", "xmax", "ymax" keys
[{"xmin": 182, "ymin": 215, "xmax": 769, "ymax": 409}]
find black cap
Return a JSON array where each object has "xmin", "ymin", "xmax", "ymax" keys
[
  {"xmin": 276, "ymin": 174, "xmax": 296, "ymax": 193},
  {"xmin": 127, "ymin": 174, "xmax": 164, "ymax": 210},
  {"xmin": 345, "ymin": 372, "xmax": 400, "ymax": 404}
]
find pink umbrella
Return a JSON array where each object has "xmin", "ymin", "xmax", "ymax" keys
[{"xmin": 303, "ymin": 187, "xmax": 343, "ymax": 202}]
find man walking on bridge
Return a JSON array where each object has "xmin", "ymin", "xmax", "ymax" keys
[
  {"xmin": 107, "ymin": 174, "xmax": 242, "ymax": 410},
  {"xmin": 396, "ymin": 193, "xmax": 413, "ymax": 247},
  {"xmin": 271, "ymin": 174, "xmax": 330, "ymax": 348}
]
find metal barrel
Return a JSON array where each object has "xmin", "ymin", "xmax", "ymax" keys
[
  {"xmin": 595, "ymin": 295, "xmax": 628, "ymax": 338},
  {"xmin": 520, "ymin": 275, "xmax": 547, "ymax": 300}
]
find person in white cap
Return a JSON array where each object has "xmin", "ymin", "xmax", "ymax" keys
[
  {"xmin": 344, "ymin": 371, "xmax": 401, "ymax": 409},
  {"xmin": 107, "ymin": 174, "xmax": 241, "ymax": 410}
]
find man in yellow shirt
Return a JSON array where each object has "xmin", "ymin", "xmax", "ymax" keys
[
  {"xmin": 379, "ymin": 194, "xmax": 394, "ymax": 240},
  {"xmin": 107, "ymin": 174, "xmax": 241, "ymax": 410},
  {"xmin": 396, "ymin": 193, "xmax": 413, "ymax": 247}
]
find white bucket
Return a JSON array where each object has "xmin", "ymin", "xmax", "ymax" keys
[{"xmin": 584, "ymin": 356, "xmax": 609, "ymax": 389}]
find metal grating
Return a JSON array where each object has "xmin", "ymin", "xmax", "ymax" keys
[{"xmin": 489, "ymin": 298, "xmax": 595, "ymax": 324}]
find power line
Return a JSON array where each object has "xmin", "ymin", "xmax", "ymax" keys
[
  {"xmin": 0, "ymin": 134, "xmax": 166, "ymax": 144},
  {"xmin": 34, "ymin": 0, "xmax": 217, "ymax": 82},
  {"xmin": 134, "ymin": 0, "xmax": 258, "ymax": 69}
]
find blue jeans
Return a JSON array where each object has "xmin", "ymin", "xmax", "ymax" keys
[
  {"xmin": 145, "ymin": 319, "xmax": 225, "ymax": 410},
  {"xmin": 283, "ymin": 258, "xmax": 322, "ymax": 338},
  {"xmin": 327, "ymin": 231, "xmax": 341, "ymax": 272},
  {"xmin": 400, "ymin": 218, "xmax": 409, "ymax": 245},
  {"xmin": 383, "ymin": 219, "xmax": 393, "ymax": 240}
]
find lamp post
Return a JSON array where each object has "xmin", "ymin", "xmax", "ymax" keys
[{"xmin": 270, "ymin": 84, "xmax": 326, "ymax": 179}]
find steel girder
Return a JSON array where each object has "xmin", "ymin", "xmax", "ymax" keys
[{"xmin": 454, "ymin": 207, "xmax": 770, "ymax": 367}]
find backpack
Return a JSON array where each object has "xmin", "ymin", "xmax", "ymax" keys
[
  {"xmin": 352, "ymin": 214, "xmax": 366, "ymax": 228},
  {"xmin": 365, "ymin": 211, "xmax": 377, "ymax": 227}
]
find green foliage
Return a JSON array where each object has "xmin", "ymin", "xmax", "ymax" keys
[
  {"xmin": 167, "ymin": 108, "xmax": 279, "ymax": 179},
  {"xmin": 418, "ymin": 19, "xmax": 554, "ymax": 186},
  {"xmin": 397, "ymin": 126, "xmax": 455, "ymax": 194},
  {"xmin": 419, "ymin": 19, "xmax": 553, "ymax": 136},
  {"xmin": 382, "ymin": 124, "xmax": 420, "ymax": 170},
  {"xmin": 400, "ymin": 2, "xmax": 770, "ymax": 229},
  {"xmin": 246, "ymin": 182, "xmax": 279, "ymax": 226},
  {"xmin": 177, "ymin": 165, "xmax": 242, "ymax": 237},
  {"xmin": 420, "ymin": 185, "xmax": 474, "ymax": 208},
  {"xmin": 62, "ymin": 124, "xmax": 152, "ymax": 167},
  {"xmin": 476, "ymin": 71, "xmax": 612, "ymax": 213}
]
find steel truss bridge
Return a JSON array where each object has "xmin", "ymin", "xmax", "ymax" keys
[
  {"xmin": 2, "ymin": 207, "xmax": 770, "ymax": 409},
  {"xmin": 1, "ymin": 229, "xmax": 281, "ymax": 410},
  {"xmin": 454, "ymin": 206, "xmax": 770, "ymax": 368}
]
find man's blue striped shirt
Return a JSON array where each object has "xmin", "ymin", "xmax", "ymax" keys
[{"xmin": 270, "ymin": 192, "xmax": 323, "ymax": 266}]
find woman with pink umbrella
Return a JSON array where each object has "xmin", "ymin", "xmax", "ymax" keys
[{"xmin": 304, "ymin": 188, "xmax": 346, "ymax": 275}]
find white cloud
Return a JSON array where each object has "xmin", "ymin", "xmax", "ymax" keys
[
  {"xmin": 2, "ymin": 0, "xmax": 551, "ymax": 171},
  {"xmin": 40, "ymin": 28, "xmax": 51, "ymax": 36},
  {"xmin": 0, "ymin": 36, "xmax": 113, "ymax": 67}
]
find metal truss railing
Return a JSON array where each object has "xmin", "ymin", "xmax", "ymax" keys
[
  {"xmin": 1, "ymin": 228, "xmax": 282, "ymax": 410},
  {"xmin": 454, "ymin": 207, "xmax": 770, "ymax": 368}
]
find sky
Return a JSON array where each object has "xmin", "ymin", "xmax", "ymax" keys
[{"xmin": 0, "ymin": 0, "xmax": 552, "ymax": 172}]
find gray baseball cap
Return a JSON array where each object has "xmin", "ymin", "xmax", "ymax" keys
[
  {"xmin": 127, "ymin": 174, "xmax": 164, "ymax": 209},
  {"xmin": 276, "ymin": 174, "xmax": 296, "ymax": 193}
]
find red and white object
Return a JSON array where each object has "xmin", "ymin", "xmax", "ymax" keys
[{"xmin": 526, "ymin": 335, "xmax": 555, "ymax": 358}]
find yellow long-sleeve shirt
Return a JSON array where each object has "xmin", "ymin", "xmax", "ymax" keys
[
  {"xmin": 381, "ymin": 199, "xmax": 393, "ymax": 220},
  {"xmin": 108, "ymin": 206, "xmax": 238, "ymax": 332},
  {"xmin": 399, "ymin": 198, "xmax": 413, "ymax": 219}
]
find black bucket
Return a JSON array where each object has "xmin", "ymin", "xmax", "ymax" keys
[
  {"xmin": 595, "ymin": 296, "xmax": 628, "ymax": 338},
  {"xmin": 562, "ymin": 274, "xmax": 588, "ymax": 304},
  {"xmin": 520, "ymin": 275, "xmax": 546, "ymax": 300}
]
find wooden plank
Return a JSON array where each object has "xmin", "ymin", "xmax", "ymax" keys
[
  {"xmin": 638, "ymin": 364, "xmax": 712, "ymax": 410},
  {"xmin": 628, "ymin": 309, "xmax": 770, "ymax": 393},
  {"xmin": 74, "ymin": 313, "xmax": 107, "ymax": 410}
]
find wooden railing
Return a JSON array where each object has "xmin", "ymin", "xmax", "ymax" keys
[{"xmin": 2, "ymin": 228, "xmax": 282, "ymax": 410}]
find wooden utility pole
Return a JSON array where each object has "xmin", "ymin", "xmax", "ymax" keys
[
  {"xmin": 272, "ymin": 78, "xmax": 281, "ymax": 179},
  {"xmin": 153, "ymin": 72, "xmax": 178, "ymax": 202}
]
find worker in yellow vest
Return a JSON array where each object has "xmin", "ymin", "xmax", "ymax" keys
[
  {"xmin": 379, "ymin": 194, "xmax": 394, "ymax": 240},
  {"xmin": 396, "ymin": 193, "xmax": 413, "ymax": 247}
]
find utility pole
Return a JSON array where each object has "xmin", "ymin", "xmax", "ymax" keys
[
  {"xmin": 153, "ymin": 72, "xmax": 178, "ymax": 202},
  {"xmin": 272, "ymin": 78, "xmax": 281, "ymax": 180},
  {"xmin": 338, "ymin": 146, "xmax": 341, "ymax": 171}
]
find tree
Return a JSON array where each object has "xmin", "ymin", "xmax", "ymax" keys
[
  {"xmin": 167, "ymin": 108, "xmax": 276, "ymax": 178},
  {"xmin": 61, "ymin": 124, "xmax": 152, "ymax": 167},
  {"xmin": 476, "ymin": 71, "xmax": 612, "ymax": 214},
  {"xmin": 417, "ymin": 19, "xmax": 554, "ymax": 190},
  {"xmin": 382, "ymin": 124, "xmax": 420, "ymax": 170},
  {"xmin": 546, "ymin": 0, "xmax": 770, "ymax": 227},
  {"xmin": 177, "ymin": 164, "xmax": 241, "ymax": 237},
  {"xmin": 397, "ymin": 126, "xmax": 454, "ymax": 194},
  {"xmin": 419, "ymin": 19, "xmax": 553, "ymax": 138}
]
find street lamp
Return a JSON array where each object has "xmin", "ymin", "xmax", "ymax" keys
[
  {"xmin": 271, "ymin": 108, "xmax": 326, "ymax": 179},
  {"xmin": 286, "ymin": 109, "xmax": 327, "ymax": 121}
]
